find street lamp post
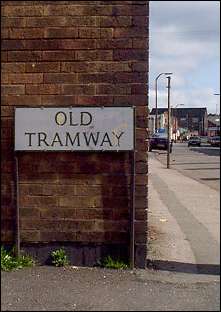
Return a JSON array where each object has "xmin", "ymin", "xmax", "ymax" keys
[
  {"xmin": 155, "ymin": 72, "xmax": 173, "ymax": 133},
  {"xmin": 166, "ymin": 76, "xmax": 171, "ymax": 169}
]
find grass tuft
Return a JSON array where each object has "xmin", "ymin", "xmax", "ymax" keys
[{"xmin": 1, "ymin": 246, "xmax": 34, "ymax": 271}]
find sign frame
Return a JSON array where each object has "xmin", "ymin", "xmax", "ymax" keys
[{"xmin": 14, "ymin": 106, "xmax": 135, "ymax": 152}]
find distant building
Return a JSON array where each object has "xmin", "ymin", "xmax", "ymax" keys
[
  {"xmin": 150, "ymin": 107, "xmax": 208, "ymax": 139},
  {"xmin": 207, "ymin": 114, "xmax": 220, "ymax": 137}
]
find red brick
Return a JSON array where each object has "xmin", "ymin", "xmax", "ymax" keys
[
  {"xmin": 61, "ymin": 62, "xmax": 97, "ymax": 73},
  {"xmin": 79, "ymin": 28, "xmax": 100, "ymax": 39},
  {"xmin": 76, "ymin": 50, "xmax": 113, "ymax": 61},
  {"xmin": 40, "ymin": 231, "xmax": 76, "ymax": 242},
  {"xmin": 44, "ymin": 73, "xmax": 77, "ymax": 84},
  {"xmin": 1, "ymin": 52, "xmax": 7, "ymax": 62},
  {"xmin": 44, "ymin": 4, "xmax": 97, "ymax": 16},
  {"xmin": 41, "ymin": 95, "xmax": 77, "ymax": 106},
  {"xmin": 1, "ymin": 85, "xmax": 25, "ymax": 95},
  {"xmin": 77, "ymin": 96, "xmax": 113, "ymax": 106},
  {"xmin": 61, "ymin": 84, "xmax": 95, "ymax": 95},
  {"xmin": 97, "ymin": 39, "xmax": 132, "ymax": 49},
  {"xmin": 2, "ymin": 1, "xmax": 50, "ymax": 4},
  {"xmin": 45, "ymin": 27, "xmax": 78, "ymax": 38},
  {"xmin": 1, "ymin": 28, "xmax": 9, "ymax": 39},
  {"xmin": 135, "ymin": 209, "xmax": 148, "ymax": 221},
  {"xmin": 26, "ymin": 84, "xmax": 61, "ymax": 95},
  {"xmin": 23, "ymin": 39, "xmax": 57, "ymax": 50},
  {"xmin": 132, "ymin": 61, "xmax": 148, "ymax": 72},
  {"xmin": 136, "ymin": 105, "xmax": 148, "ymax": 118},
  {"xmin": 21, "ymin": 230, "xmax": 40, "ymax": 242},
  {"xmin": 40, "ymin": 208, "xmax": 76, "ymax": 219},
  {"xmin": 9, "ymin": 28, "xmax": 44, "ymax": 39},
  {"xmin": 112, "ymin": 4, "xmax": 148, "ymax": 16},
  {"xmin": 24, "ymin": 39, "xmax": 96, "ymax": 50},
  {"xmin": 26, "ymin": 17, "xmax": 67, "ymax": 27},
  {"xmin": 135, "ymin": 174, "xmax": 148, "ymax": 185},
  {"xmin": 1, "ymin": 39, "xmax": 25, "ymax": 51},
  {"xmin": 25, "ymin": 62, "xmax": 60, "ymax": 73},
  {"xmin": 75, "ymin": 209, "xmax": 113, "ymax": 220},
  {"xmin": 8, "ymin": 73, "xmax": 43, "ymax": 84},
  {"xmin": 135, "ymin": 197, "xmax": 148, "ymax": 209},
  {"xmin": 2, "ymin": 95, "xmax": 41, "ymax": 106},
  {"xmin": 78, "ymin": 73, "xmax": 114, "ymax": 83},
  {"xmin": 1, "ymin": 106, "xmax": 14, "ymax": 117},
  {"xmin": 114, "ymin": 49, "xmax": 148, "ymax": 61},
  {"xmin": 1, "ymin": 62, "xmax": 25, "ymax": 73},
  {"xmin": 96, "ymin": 84, "xmax": 131, "ymax": 95},
  {"xmin": 95, "ymin": 5, "xmax": 113, "ymax": 16},
  {"xmin": 99, "ymin": 16, "xmax": 132, "ymax": 27},
  {"xmin": 7, "ymin": 51, "xmax": 42, "ymax": 62},
  {"xmin": 135, "ymin": 221, "xmax": 148, "ymax": 233},
  {"xmin": 65, "ymin": 16, "xmax": 97, "ymax": 27},
  {"xmin": 96, "ymin": 62, "xmax": 132, "ymax": 72},
  {"xmin": 1, "ymin": 17, "xmax": 26, "ymax": 28},
  {"xmin": 131, "ymin": 83, "xmax": 148, "ymax": 94},
  {"xmin": 114, "ymin": 27, "xmax": 148, "ymax": 38},
  {"xmin": 20, "ymin": 195, "xmax": 58, "ymax": 209},
  {"xmin": 132, "ymin": 38, "xmax": 148, "ymax": 49},
  {"xmin": 1, "ymin": 205, "xmax": 14, "ymax": 219},
  {"xmin": 95, "ymin": 220, "xmax": 129, "ymax": 232},
  {"xmin": 42, "ymin": 51, "xmax": 75, "ymax": 61},
  {"xmin": 132, "ymin": 16, "xmax": 149, "ymax": 27},
  {"xmin": 113, "ymin": 95, "xmax": 147, "ymax": 106},
  {"xmin": 2, "ymin": 5, "xmax": 44, "ymax": 17},
  {"xmin": 1, "ymin": 73, "xmax": 8, "ymax": 84},
  {"xmin": 74, "ymin": 185, "xmax": 102, "ymax": 196},
  {"xmin": 100, "ymin": 28, "xmax": 113, "ymax": 38},
  {"xmin": 1, "ymin": 127, "xmax": 13, "ymax": 141},
  {"xmin": 136, "ymin": 185, "xmax": 148, "ymax": 196},
  {"xmin": 115, "ymin": 72, "xmax": 147, "ymax": 83},
  {"xmin": 20, "ymin": 208, "xmax": 40, "ymax": 218},
  {"xmin": 1, "ymin": 231, "xmax": 14, "ymax": 243},
  {"xmin": 99, "ymin": 1, "xmax": 133, "ymax": 4}
]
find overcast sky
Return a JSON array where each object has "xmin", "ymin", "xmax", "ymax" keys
[{"xmin": 149, "ymin": 1, "xmax": 220, "ymax": 114}]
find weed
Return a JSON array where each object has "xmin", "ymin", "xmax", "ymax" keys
[
  {"xmin": 51, "ymin": 248, "xmax": 69, "ymax": 267},
  {"xmin": 1, "ymin": 246, "xmax": 34, "ymax": 271},
  {"xmin": 101, "ymin": 255, "xmax": 128, "ymax": 269}
]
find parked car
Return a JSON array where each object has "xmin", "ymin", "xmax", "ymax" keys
[
  {"xmin": 209, "ymin": 136, "xmax": 220, "ymax": 147},
  {"xmin": 149, "ymin": 133, "xmax": 172, "ymax": 152},
  {"xmin": 188, "ymin": 136, "xmax": 201, "ymax": 147}
]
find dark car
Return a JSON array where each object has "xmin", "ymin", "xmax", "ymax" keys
[
  {"xmin": 209, "ymin": 136, "xmax": 220, "ymax": 147},
  {"xmin": 149, "ymin": 133, "xmax": 172, "ymax": 152},
  {"xmin": 188, "ymin": 136, "xmax": 201, "ymax": 147}
]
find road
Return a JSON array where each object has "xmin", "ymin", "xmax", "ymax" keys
[
  {"xmin": 1, "ymin": 266, "xmax": 220, "ymax": 311},
  {"xmin": 151, "ymin": 142, "xmax": 220, "ymax": 191}
]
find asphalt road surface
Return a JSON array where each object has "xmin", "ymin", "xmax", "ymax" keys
[
  {"xmin": 1, "ymin": 267, "xmax": 220, "ymax": 311},
  {"xmin": 152, "ymin": 142, "xmax": 220, "ymax": 191}
]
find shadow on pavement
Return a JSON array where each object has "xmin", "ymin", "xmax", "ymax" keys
[
  {"xmin": 184, "ymin": 168, "xmax": 220, "ymax": 170},
  {"xmin": 189, "ymin": 147, "xmax": 220, "ymax": 156},
  {"xmin": 147, "ymin": 260, "xmax": 220, "ymax": 275},
  {"xmin": 169, "ymin": 162, "xmax": 220, "ymax": 165}
]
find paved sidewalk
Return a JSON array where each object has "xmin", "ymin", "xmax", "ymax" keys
[{"xmin": 148, "ymin": 154, "xmax": 220, "ymax": 274}]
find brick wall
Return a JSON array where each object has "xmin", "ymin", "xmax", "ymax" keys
[{"xmin": 1, "ymin": 0, "xmax": 149, "ymax": 267}]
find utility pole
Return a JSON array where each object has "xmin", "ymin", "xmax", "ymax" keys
[
  {"xmin": 166, "ymin": 76, "xmax": 171, "ymax": 169},
  {"xmin": 155, "ymin": 72, "xmax": 173, "ymax": 133}
]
